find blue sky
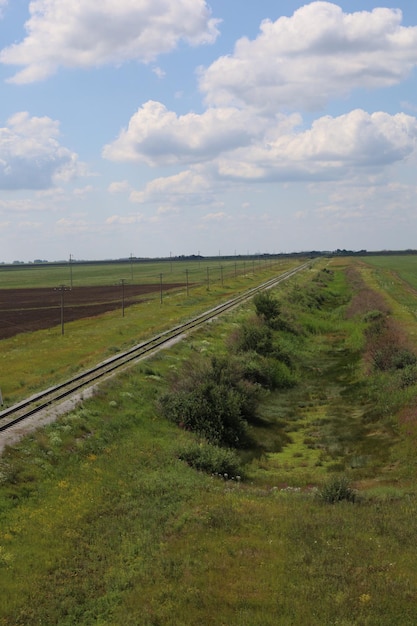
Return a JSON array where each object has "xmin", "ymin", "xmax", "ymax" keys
[{"xmin": 1, "ymin": 0, "xmax": 417, "ymax": 262}]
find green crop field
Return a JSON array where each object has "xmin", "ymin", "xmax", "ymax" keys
[
  {"xmin": 361, "ymin": 254, "xmax": 417, "ymax": 290},
  {"xmin": 0, "ymin": 256, "xmax": 277, "ymax": 289}
]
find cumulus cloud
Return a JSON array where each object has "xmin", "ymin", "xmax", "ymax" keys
[
  {"xmin": 103, "ymin": 101, "xmax": 259, "ymax": 166},
  {"xmin": 106, "ymin": 214, "xmax": 145, "ymax": 225},
  {"xmin": 129, "ymin": 169, "xmax": 212, "ymax": 204},
  {"xmin": 216, "ymin": 110, "xmax": 417, "ymax": 182},
  {"xmin": 0, "ymin": 0, "xmax": 220, "ymax": 83},
  {"xmin": 129, "ymin": 168, "xmax": 225, "ymax": 216},
  {"xmin": 199, "ymin": 2, "xmax": 417, "ymax": 111},
  {"xmin": 121, "ymin": 108, "xmax": 417, "ymax": 190},
  {"xmin": 108, "ymin": 180, "xmax": 131, "ymax": 194},
  {"xmin": 0, "ymin": 112, "xmax": 82, "ymax": 190}
]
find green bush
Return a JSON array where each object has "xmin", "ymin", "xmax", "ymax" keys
[
  {"xmin": 178, "ymin": 441, "xmax": 243, "ymax": 477},
  {"xmin": 398, "ymin": 364, "xmax": 417, "ymax": 389},
  {"xmin": 392, "ymin": 349, "xmax": 417, "ymax": 370},
  {"xmin": 363, "ymin": 309, "xmax": 385, "ymax": 323},
  {"xmin": 271, "ymin": 360, "xmax": 298, "ymax": 389},
  {"xmin": 253, "ymin": 291, "xmax": 281, "ymax": 323},
  {"xmin": 318, "ymin": 475, "xmax": 357, "ymax": 504},
  {"xmin": 159, "ymin": 356, "xmax": 258, "ymax": 448},
  {"xmin": 230, "ymin": 316, "xmax": 274, "ymax": 355},
  {"xmin": 241, "ymin": 353, "xmax": 296, "ymax": 389}
]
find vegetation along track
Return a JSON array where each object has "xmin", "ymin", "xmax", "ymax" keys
[{"xmin": 0, "ymin": 263, "xmax": 310, "ymax": 435}]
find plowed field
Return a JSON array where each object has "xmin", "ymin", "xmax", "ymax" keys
[{"xmin": 0, "ymin": 283, "xmax": 184, "ymax": 339}]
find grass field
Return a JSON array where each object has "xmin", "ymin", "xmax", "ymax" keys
[
  {"xmin": 2, "ymin": 256, "xmax": 417, "ymax": 624},
  {"xmin": 0, "ymin": 257, "xmax": 275, "ymax": 289},
  {"xmin": 361, "ymin": 254, "xmax": 417, "ymax": 291}
]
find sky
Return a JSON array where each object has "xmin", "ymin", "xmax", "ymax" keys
[{"xmin": 1, "ymin": 1, "xmax": 417, "ymax": 262}]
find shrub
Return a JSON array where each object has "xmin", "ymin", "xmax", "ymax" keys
[
  {"xmin": 318, "ymin": 475, "xmax": 357, "ymax": 504},
  {"xmin": 159, "ymin": 356, "xmax": 258, "ymax": 448},
  {"xmin": 229, "ymin": 316, "xmax": 274, "ymax": 355},
  {"xmin": 363, "ymin": 310, "xmax": 385, "ymax": 323},
  {"xmin": 239, "ymin": 353, "xmax": 294, "ymax": 390},
  {"xmin": 178, "ymin": 442, "xmax": 243, "ymax": 477},
  {"xmin": 398, "ymin": 364, "xmax": 417, "ymax": 389},
  {"xmin": 253, "ymin": 291, "xmax": 281, "ymax": 323},
  {"xmin": 271, "ymin": 360, "xmax": 298, "ymax": 389},
  {"xmin": 365, "ymin": 315, "xmax": 417, "ymax": 373},
  {"xmin": 238, "ymin": 352, "xmax": 270, "ymax": 386},
  {"xmin": 392, "ymin": 349, "xmax": 417, "ymax": 370}
]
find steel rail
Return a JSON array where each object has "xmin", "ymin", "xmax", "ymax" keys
[{"xmin": 0, "ymin": 262, "xmax": 309, "ymax": 433}]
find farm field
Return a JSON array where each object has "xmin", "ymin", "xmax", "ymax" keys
[
  {"xmin": 0, "ymin": 257, "xmax": 275, "ymax": 340},
  {"xmin": 0, "ymin": 257, "xmax": 272, "ymax": 289},
  {"xmin": 0, "ymin": 257, "xmax": 296, "ymax": 406},
  {"xmin": 2, "ymin": 256, "xmax": 417, "ymax": 624},
  {"xmin": 360, "ymin": 254, "xmax": 417, "ymax": 291},
  {"xmin": 0, "ymin": 284, "xmax": 185, "ymax": 340}
]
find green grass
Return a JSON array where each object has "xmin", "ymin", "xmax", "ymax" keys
[
  {"xmin": 361, "ymin": 254, "xmax": 417, "ymax": 291},
  {"xmin": 359, "ymin": 255, "xmax": 417, "ymax": 335},
  {"xmin": 2, "ymin": 259, "xmax": 417, "ymax": 624}
]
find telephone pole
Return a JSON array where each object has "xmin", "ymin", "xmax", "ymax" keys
[
  {"xmin": 54, "ymin": 285, "xmax": 71, "ymax": 335},
  {"xmin": 119, "ymin": 279, "xmax": 127, "ymax": 317}
]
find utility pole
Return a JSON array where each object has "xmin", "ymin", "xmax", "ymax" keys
[
  {"xmin": 54, "ymin": 285, "xmax": 71, "ymax": 335},
  {"xmin": 185, "ymin": 269, "xmax": 189, "ymax": 296},
  {"xmin": 119, "ymin": 279, "xmax": 127, "ymax": 317},
  {"xmin": 69, "ymin": 254, "xmax": 73, "ymax": 288},
  {"xmin": 160, "ymin": 273, "xmax": 163, "ymax": 304},
  {"xmin": 130, "ymin": 253, "xmax": 134, "ymax": 281}
]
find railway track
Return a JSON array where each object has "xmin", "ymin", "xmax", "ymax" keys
[{"xmin": 0, "ymin": 263, "xmax": 309, "ymax": 435}]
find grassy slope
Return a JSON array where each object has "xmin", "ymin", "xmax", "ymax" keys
[{"xmin": 1, "ymin": 258, "xmax": 417, "ymax": 624}]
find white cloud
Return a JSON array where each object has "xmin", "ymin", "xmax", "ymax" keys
[
  {"xmin": 129, "ymin": 169, "xmax": 212, "ymax": 204},
  {"xmin": 0, "ymin": 198, "xmax": 46, "ymax": 213},
  {"xmin": 103, "ymin": 100, "xmax": 259, "ymax": 166},
  {"xmin": 152, "ymin": 66, "xmax": 166, "ymax": 79},
  {"xmin": 129, "ymin": 168, "xmax": 226, "ymax": 217},
  {"xmin": 0, "ymin": 0, "xmax": 220, "ymax": 83},
  {"xmin": 199, "ymin": 2, "xmax": 417, "ymax": 111},
  {"xmin": 108, "ymin": 180, "xmax": 131, "ymax": 194},
  {"xmin": 0, "ymin": 112, "xmax": 82, "ymax": 190},
  {"xmin": 73, "ymin": 185, "xmax": 94, "ymax": 197},
  {"xmin": 201, "ymin": 212, "xmax": 228, "ymax": 222},
  {"xmin": 106, "ymin": 214, "xmax": 145, "ymax": 225},
  {"xmin": 315, "ymin": 181, "xmax": 417, "ymax": 225},
  {"xmin": 55, "ymin": 217, "xmax": 89, "ymax": 233},
  {"xmin": 215, "ymin": 110, "xmax": 417, "ymax": 182},
  {"xmin": 122, "ymin": 108, "xmax": 417, "ymax": 217}
]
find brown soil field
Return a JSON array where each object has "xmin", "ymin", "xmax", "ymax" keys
[{"xmin": 0, "ymin": 284, "xmax": 185, "ymax": 340}]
